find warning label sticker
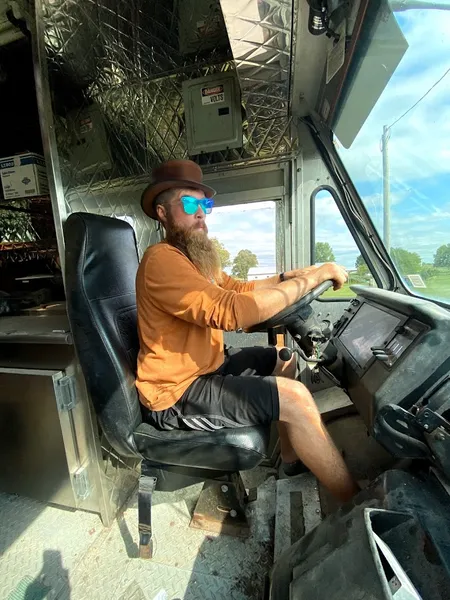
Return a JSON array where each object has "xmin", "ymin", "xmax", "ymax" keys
[
  {"xmin": 79, "ymin": 117, "xmax": 93, "ymax": 134},
  {"xmin": 201, "ymin": 84, "xmax": 225, "ymax": 105}
]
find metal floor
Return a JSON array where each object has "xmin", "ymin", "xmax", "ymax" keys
[
  {"xmin": 0, "ymin": 412, "xmax": 380, "ymax": 600},
  {"xmin": 0, "ymin": 468, "xmax": 281, "ymax": 600}
]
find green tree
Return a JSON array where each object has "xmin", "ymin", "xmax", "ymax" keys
[
  {"xmin": 433, "ymin": 244, "xmax": 450, "ymax": 268},
  {"xmin": 315, "ymin": 242, "xmax": 335, "ymax": 263},
  {"xmin": 355, "ymin": 254, "xmax": 369, "ymax": 276},
  {"xmin": 232, "ymin": 249, "xmax": 258, "ymax": 280},
  {"xmin": 420, "ymin": 263, "xmax": 438, "ymax": 280},
  {"xmin": 391, "ymin": 247, "xmax": 422, "ymax": 275},
  {"xmin": 211, "ymin": 237, "xmax": 231, "ymax": 268}
]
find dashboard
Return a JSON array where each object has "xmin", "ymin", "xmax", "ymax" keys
[
  {"xmin": 331, "ymin": 286, "xmax": 450, "ymax": 455},
  {"xmin": 337, "ymin": 301, "xmax": 425, "ymax": 376}
]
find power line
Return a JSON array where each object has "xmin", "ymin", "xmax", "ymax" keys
[
  {"xmin": 381, "ymin": 64, "xmax": 450, "ymax": 253},
  {"xmin": 388, "ymin": 65, "xmax": 450, "ymax": 130}
]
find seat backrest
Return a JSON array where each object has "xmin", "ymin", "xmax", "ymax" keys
[{"xmin": 64, "ymin": 212, "xmax": 142, "ymax": 457}]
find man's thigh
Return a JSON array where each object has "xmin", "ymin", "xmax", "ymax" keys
[{"xmin": 147, "ymin": 370, "xmax": 280, "ymax": 431}]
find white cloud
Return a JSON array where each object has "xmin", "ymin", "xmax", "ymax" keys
[
  {"xmin": 209, "ymin": 9, "xmax": 450, "ymax": 271},
  {"xmin": 315, "ymin": 193, "xmax": 342, "ymax": 216},
  {"xmin": 208, "ymin": 201, "xmax": 277, "ymax": 269},
  {"xmin": 212, "ymin": 201, "xmax": 274, "ymax": 214},
  {"xmin": 337, "ymin": 9, "xmax": 450, "ymax": 184}
]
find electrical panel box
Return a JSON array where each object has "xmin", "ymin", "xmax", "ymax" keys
[
  {"xmin": 182, "ymin": 72, "xmax": 243, "ymax": 155},
  {"xmin": 68, "ymin": 104, "xmax": 112, "ymax": 175}
]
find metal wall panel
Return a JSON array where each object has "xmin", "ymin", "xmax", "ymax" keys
[
  {"xmin": 34, "ymin": 0, "xmax": 297, "ymax": 255},
  {"xmin": 220, "ymin": 0, "xmax": 294, "ymax": 120}
]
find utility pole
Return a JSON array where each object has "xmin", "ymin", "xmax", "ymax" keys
[{"xmin": 381, "ymin": 125, "xmax": 391, "ymax": 253}]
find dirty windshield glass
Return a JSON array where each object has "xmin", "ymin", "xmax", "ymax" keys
[{"xmin": 334, "ymin": 2, "xmax": 450, "ymax": 303}]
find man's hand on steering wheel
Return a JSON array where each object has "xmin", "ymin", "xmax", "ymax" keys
[
  {"xmin": 289, "ymin": 263, "xmax": 348, "ymax": 291},
  {"xmin": 321, "ymin": 263, "xmax": 348, "ymax": 290},
  {"xmin": 246, "ymin": 262, "xmax": 349, "ymax": 333}
]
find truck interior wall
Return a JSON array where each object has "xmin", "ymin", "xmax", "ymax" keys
[{"xmin": 32, "ymin": 0, "xmax": 298, "ymax": 255}]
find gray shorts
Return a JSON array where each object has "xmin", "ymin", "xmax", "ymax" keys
[{"xmin": 143, "ymin": 346, "xmax": 280, "ymax": 431}]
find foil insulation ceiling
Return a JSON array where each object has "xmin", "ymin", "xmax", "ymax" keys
[
  {"xmin": 219, "ymin": 0, "xmax": 293, "ymax": 121},
  {"xmin": 40, "ymin": 0, "xmax": 296, "ymax": 179}
]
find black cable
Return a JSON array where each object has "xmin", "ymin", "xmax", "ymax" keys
[{"xmin": 388, "ymin": 66, "xmax": 450, "ymax": 131}]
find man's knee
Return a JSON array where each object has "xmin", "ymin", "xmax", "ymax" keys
[
  {"xmin": 275, "ymin": 377, "xmax": 319, "ymax": 423},
  {"xmin": 276, "ymin": 376, "xmax": 307, "ymax": 400}
]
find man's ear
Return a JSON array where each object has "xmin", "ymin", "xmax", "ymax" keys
[{"xmin": 155, "ymin": 204, "xmax": 166, "ymax": 224}]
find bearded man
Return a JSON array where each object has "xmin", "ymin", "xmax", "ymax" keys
[{"xmin": 136, "ymin": 159, "xmax": 359, "ymax": 502}]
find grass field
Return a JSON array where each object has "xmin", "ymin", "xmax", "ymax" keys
[
  {"xmin": 321, "ymin": 283, "xmax": 356, "ymax": 299},
  {"xmin": 415, "ymin": 272, "xmax": 450, "ymax": 302},
  {"xmin": 320, "ymin": 270, "xmax": 450, "ymax": 302}
]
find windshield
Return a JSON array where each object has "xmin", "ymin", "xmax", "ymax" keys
[{"xmin": 334, "ymin": 1, "xmax": 450, "ymax": 303}]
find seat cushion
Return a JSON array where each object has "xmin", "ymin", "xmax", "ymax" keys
[{"xmin": 134, "ymin": 423, "xmax": 271, "ymax": 471}]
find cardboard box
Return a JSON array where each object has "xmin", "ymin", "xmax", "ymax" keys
[{"xmin": 0, "ymin": 153, "xmax": 49, "ymax": 200}]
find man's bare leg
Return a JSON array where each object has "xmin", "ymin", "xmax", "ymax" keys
[
  {"xmin": 278, "ymin": 422, "xmax": 298, "ymax": 463},
  {"xmin": 276, "ymin": 377, "xmax": 359, "ymax": 502},
  {"xmin": 272, "ymin": 347, "xmax": 299, "ymax": 463}
]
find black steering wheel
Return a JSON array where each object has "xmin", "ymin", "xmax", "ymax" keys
[{"xmin": 247, "ymin": 280, "xmax": 334, "ymax": 332}]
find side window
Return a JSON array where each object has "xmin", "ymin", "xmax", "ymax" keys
[
  {"xmin": 207, "ymin": 200, "xmax": 281, "ymax": 280},
  {"xmin": 208, "ymin": 200, "xmax": 282, "ymax": 348},
  {"xmin": 313, "ymin": 190, "xmax": 376, "ymax": 298}
]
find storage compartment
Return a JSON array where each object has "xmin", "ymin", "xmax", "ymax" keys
[
  {"xmin": 0, "ymin": 368, "xmax": 79, "ymax": 508},
  {"xmin": 0, "ymin": 39, "xmax": 63, "ymax": 312}
]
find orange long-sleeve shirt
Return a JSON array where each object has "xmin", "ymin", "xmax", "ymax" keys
[{"xmin": 135, "ymin": 242, "xmax": 259, "ymax": 411}]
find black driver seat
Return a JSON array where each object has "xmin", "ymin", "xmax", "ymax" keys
[{"xmin": 63, "ymin": 212, "xmax": 271, "ymax": 555}]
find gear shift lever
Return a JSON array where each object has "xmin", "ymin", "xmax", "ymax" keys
[{"xmin": 278, "ymin": 347, "xmax": 293, "ymax": 362}]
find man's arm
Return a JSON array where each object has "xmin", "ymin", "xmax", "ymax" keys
[
  {"xmin": 221, "ymin": 266, "xmax": 323, "ymax": 292},
  {"xmin": 253, "ymin": 266, "xmax": 321, "ymax": 289},
  {"xmin": 249, "ymin": 263, "xmax": 348, "ymax": 324},
  {"xmin": 220, "ymin": 272, "xmax": 255, "ymax": 293},
  {"xmin": 144, "ymin": 247, "xmax": 347, "ymax": 331}
]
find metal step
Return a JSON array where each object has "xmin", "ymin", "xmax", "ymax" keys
[{"xmin": 274, "ymin": 473, "xmax": 322, "ymax": 562}]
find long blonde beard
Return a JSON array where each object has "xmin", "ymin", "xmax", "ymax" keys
[{"xmin": 165, "ymin": 223, "xmax": 223, "ymax": 284}]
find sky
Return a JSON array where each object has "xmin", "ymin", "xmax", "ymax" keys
[
  {"xmin": 336, "ymin": 6, "xmax": 450, "ymax": 267},
  {"xmin": 207, "ymin": 201, "xmax": 277, "ymax": 272},
  {"xmin": 208, "ymin": 5, "xmax": 450, "ymax": 273}
]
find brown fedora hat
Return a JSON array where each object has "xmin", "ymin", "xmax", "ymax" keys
[{"xmin": 141, "ymin": 159, "xmax": 216, "ymax": 220}]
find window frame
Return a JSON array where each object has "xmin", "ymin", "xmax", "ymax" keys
[
  {"xmin": 310, "ymin": 184, "xmax": 382, "ymax": 302},
  {"xmin": 307, "ymin": 115, "xmax": 401, "ymax": 292}
]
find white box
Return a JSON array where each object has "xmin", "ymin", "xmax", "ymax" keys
[{"xmin": 0, "ymin": 153, "xmax": 49, "ymax": 200}]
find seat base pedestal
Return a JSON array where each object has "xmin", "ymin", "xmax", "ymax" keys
[
  {"xmin": 138, "ymin": 472, "xmax": 157, "ymax": 559},
  {"xmin": 190, "ymin": 473, "xmax": 251, "ymax": 538}
]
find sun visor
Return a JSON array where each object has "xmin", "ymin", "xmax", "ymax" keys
[
  {"xmin": 334, "ymin": 2, "xmax": 409, "ymax": 148},
  {"xmin": 316, "ymin": 0, "xmax": 409, "ymax": 149}
]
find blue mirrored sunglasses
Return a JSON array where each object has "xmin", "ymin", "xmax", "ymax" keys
[{"xmin": 181, "ymin": 195, "xmax": 214, "ymax": 215}]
